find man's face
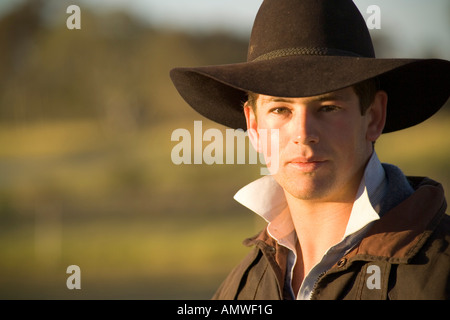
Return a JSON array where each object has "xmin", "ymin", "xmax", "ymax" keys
[{"xmin": 245, "ymin": 86, "xmax": 386, "ymax": 203}]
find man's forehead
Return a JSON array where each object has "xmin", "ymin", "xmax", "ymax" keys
[{"xmin": 257, "ymin": 87, "xmax": 356, "ymax": 104}]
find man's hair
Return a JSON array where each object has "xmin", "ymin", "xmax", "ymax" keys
[
  {"xmin": 246, "ymin": 77, "xmax": 380, "ymax": 116},
  {"xmin": 352, "ymin": 77, "xmax": 380, "ymax": 115}
]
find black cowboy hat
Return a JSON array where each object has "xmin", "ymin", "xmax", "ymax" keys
[{"xmin": 170, "ymin": 0, "xmax": 450, "ymax": 133}]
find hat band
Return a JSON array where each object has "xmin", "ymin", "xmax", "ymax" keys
[{"xmin": 251, "ymin": 47, "xmax": 363, "ymax": 62}]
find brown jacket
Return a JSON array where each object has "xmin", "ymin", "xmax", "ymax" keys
[{"xmin": 213, "ymin": 177, "xmax": 450, "ymax": 300}]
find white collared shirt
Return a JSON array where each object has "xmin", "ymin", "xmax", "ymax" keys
[{"xmin": 234, "ymin": 152, "xmax": 388, "ymax": 300}]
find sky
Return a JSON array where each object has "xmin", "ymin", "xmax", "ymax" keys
[{"xmin": 1, "ymin": 0, "xmax": 449, "ymax": 59}]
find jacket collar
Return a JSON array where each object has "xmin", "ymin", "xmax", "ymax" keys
[
  {"xmin": 347, "ymin": 176, "xmax": 447, "ymax": 263},
  {"xmin": 245, "ymin": 176, "xmax": 447, "ymax": 265}
]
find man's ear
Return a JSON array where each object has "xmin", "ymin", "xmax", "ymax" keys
[
  {"xmin": 244, "ymin": 103, "xmax": 262, "ymax": 153},
  {"xmin": 366, "ymin": 90, "xmax": 387, "ymax": 142}
]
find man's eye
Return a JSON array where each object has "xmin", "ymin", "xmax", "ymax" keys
[
  {"xmin": 320, "ymin": 105, "xmax": 340, "ymax": 112},
  {"xmin": 270, "ymin": 107, "xmax": 290, "ymax": 114}
]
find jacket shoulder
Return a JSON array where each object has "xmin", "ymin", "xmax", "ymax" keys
[
  {"xmin": 212, "ymin": 245, "xmax": 261, "ymax": 300},
  {"xmin": 389, "ymin": 213, "xmax": 450, "ymax": 300},
  {"xmin": 212, "ymin": 231, "xmax": 283, "ymax": 300}
]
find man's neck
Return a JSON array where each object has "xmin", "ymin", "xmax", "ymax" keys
[
  {"xmin": 286, "ymin": 192, "xmax": 353, "ymax": 255},
  {"xmin": 285, "ymin": 188, "xmax": 356, "ymax": 291}
]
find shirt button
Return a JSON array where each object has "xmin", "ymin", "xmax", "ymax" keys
[
  {"xmin": 337, "ymin": 258, "xmax": 347, "ymax": 267},
  {"xmin": 267, "ymin": 246, "xmax": 276, "ymax": 253}
]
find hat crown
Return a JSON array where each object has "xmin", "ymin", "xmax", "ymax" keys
[{"xmin": 247, "ymin": 0, "xmax": 375, "ymax": 61}]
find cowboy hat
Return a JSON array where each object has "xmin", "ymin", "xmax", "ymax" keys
[{"xmin": 170, "ymin": 0, "xmax": 450, "ymax": 133}]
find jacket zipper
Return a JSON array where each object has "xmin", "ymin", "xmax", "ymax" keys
[{"xmin": 310, "ymin": 270, "xmax": 328, "ymax": 300}]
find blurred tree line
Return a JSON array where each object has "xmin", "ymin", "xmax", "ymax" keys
[
  {"xmin": 0, "ymin": 0, "xmax": 248, "ymax": 127},
  {"xmin": 0, "ymin": 0, "xmax": 447, "ymax": 127}
]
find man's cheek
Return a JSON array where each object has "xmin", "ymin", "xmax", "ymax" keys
[{"xmin": 259, "ymin": 129, "xmax": 281, "ymax": 175}]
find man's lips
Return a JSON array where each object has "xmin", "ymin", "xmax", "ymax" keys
[{"xmin": 286, "ymin": 158, "xmax": 327, "ymax": 172}]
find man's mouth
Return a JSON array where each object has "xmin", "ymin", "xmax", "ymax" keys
[{"xmin": 287, "ymin": 157, "xmax": 327, "ymax": 172}]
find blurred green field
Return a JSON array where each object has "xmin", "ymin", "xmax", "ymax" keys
[
  {"xmin": 0, "ymin": 118, "xmax": 264, "ymax": 299},
  {"xmin": 377, "ymin": 110, "xmax": 450, "ymax": 188},
  {"xmin": 0, "ymin": 111, "xmax": 449, "ymax": 299}
]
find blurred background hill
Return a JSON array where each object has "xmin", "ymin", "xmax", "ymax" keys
[{"xmin": 0, "ymin": 0, "xmax": 448, "ymax": 299}]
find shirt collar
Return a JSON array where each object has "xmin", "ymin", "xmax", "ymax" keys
[
  {"xmin": 344, "ymin": 151, "xmax": 386, "ymax": 236},
  {"xmin": 234, "ymin": 152, "xmax": 387, "ymax": 244}
]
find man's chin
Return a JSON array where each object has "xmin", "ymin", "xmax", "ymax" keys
[{"xmin": 275, "ymin": 175, "xmax": 335, "ymax": 201}]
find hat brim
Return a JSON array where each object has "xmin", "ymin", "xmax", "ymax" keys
[{"xmin": 170, "ymin": 56, "xmax": 450, "ymax": 133}]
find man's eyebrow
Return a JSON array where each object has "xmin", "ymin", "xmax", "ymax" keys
[{"xmin": 264, "ymin": 97, "xmax": 295, "ymax": 103}]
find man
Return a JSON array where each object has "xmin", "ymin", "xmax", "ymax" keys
[{"xmin": 170, "ymin": 0, "xmax": 450, "ymax": 299}]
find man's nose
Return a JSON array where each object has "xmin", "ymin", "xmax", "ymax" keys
[{"xmin": 291, "ymin": 110, "xmax": 319, "ymax": 145}]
